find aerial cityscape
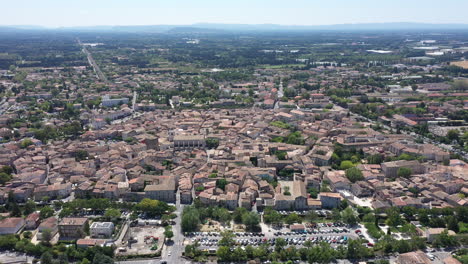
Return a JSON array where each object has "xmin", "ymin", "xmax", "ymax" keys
[{"xmin": 0, "ymin": 1, "xmax": 468, "ymax": 264}]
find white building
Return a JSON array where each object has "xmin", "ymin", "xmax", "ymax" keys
[{"xmin": 90, "ymin": 222, "xmax": 114, "ymax": 238}]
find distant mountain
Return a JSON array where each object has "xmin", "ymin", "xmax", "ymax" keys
[
  {"xmin": 191, "ymin": 22, "xmax": 468, "ymax": 31},
  {"xmin": 166, "ymin": 26, "xmax": 227, "ymax": 34},
  {"xmin": 1, "ymin": 22, "xmax": 468, "ymax": 33}
]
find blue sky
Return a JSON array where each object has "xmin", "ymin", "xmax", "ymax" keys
[{"xmin": 3, "ymin": 0, "xmax": 468, "ymax": 27}]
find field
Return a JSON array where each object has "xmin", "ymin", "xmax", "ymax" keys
[{"xmin": 451, "ymin": 61, "xmax": 468, "ymax": 69}]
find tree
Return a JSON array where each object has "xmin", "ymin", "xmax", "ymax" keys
[
  {"xmin": 275, "ymin": 237, "xmax": 287, "ymax": 252},
  {"xmin": 216, "ymin": 178, "xmax": 228, "ymax": 191},
  {"xmin": 446, "ymin": 216, "xmax": 460, "ymax": 233},
  {"xmin": 347, "ymin": 239, "xmax": 371, "ymax": 259},
  {"xmin": 218, "ymin": 231, "xmax": 236, "ymax": 247},
  {"xmin": 217, "ymin": 246, "xmax": 231, "ymax": 262},
  {"xmin": 308, "ymin": 187, "xmax": 319, "ymax": 199},
  {"xmin": 0, "ymin": 172, "xmax": 12, "ymax": 185},
  {"xmin": 10, "ymin": 203, "xmax": 21, "ymax": 217},
  {"xmin": 20, "ymin": 139, "xmax": 33, "ymax": 149},
  {"xmin": 75, "ymin": 150, "xmax": 89, "ymax": 161},
  {"xmin": 92, "ymin": 253, "xmax": 114, "ymax": 264},
  {"xmin": 242, "ymin": 212, "xmax": 260, "ymax": 231},
  {"xmin": 386, "ymin": 208, "xmax": 404, "ymax": 227},
  {"xmin": 233, "ymin": 207, "xmax": 247, "ymax": 223},
  {"xmin": 397, "ymin": 167, "xmax": 412, "ymax": 178},
  {"xmin": 212, "ymin": 207, "xmax": 231, "ymax": 225},
  {"xmin": 80, "ymin": 259, "xmax": 91, "ymax": 264},
  {"xmin": 164, "ymin": 226, "xmax": 174, "ymax": 240},
  {"xmin": 40, "ymin": 206, "xmax": 54, "ymax": 219},
  {"xmin": 345, "ymin": 167, "xmax": 364, "ymax": 183},
  {"xmin": 367, "ymin": 154, "xmax": 383, "ymax": 164},
  {"xmin": 181, "ymin": 206, "xmax": 200, "ymax": 232},
  {"xmin": 433, "ymin": 230, "xmax": 459, "ymax": 248},
  {"xmin": 285, "ymin": 213, "xmax": 301, "ymax": 225},
  {"xmin": 264, "ymin": 208, "xmax": 283, "ymax": 225},
  {"xmin": 340, "ymin": 160, "xmax": 354, "ymax": 170},
  {"xmin": 41, "ymin": 229, "xmax": 52, "ymax": 245},
  {"xmin": 24, "ymin": 200, "xmax": 36, "ymax": 215},
  {"xmin": 206, "ymin": 138, "xmax": 220, "ymax": 149},
  {"xmin": 40, "ymin": 252, "xmax": 53, "ymax": 264},
  {"xmin": 104, "ymin": 208, "xmax": 121, "ymax": 221},
  {"xmin": 447, "ymin": 129, "xmax": 460, "ymax": 142},
  {"xmin": 341, "ymin": 207, "xmax": 358, "ymax": 226},
  {"xmin": 84, "ymin": 221, "xmax": 90, "ymax": 235},
  {"xmin": 135, "ymin": 198, "xmax": 169, "ymax": 217},
  {"xmin": 306, "ymin": 211, "xmax": 318, "ymax": 222}
]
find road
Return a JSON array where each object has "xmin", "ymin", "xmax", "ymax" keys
[
  {"xmin": 274, "ymin": 79, "xmax": 284, "ymax": 109},
  {"xmin": 77, "ymin": 39, "xmax": 108, "ymax": 83},
  {"xmin": 161, "ymin": 190, "xmax": 186, "ymax": 264}
]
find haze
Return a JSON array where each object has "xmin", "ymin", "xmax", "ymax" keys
[{"xmin": 3, "ymin": 0, "xmax": 468, "ymax": 27}]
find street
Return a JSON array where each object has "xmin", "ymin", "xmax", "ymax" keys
[{"xmin": 160, "ymin": 190, "xmax": 186, "ymax": 264}]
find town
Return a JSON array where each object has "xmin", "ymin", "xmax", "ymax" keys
[{"xmin": 0, "ymin": 24, "xmax": 467, "ymax": 264}]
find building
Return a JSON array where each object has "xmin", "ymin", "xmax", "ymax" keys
[
  {"xmin": 38, "ymin": 217, "xmax": 58, "ymax": 240},
  {"xmin": 396, "ymin": 251, "xmax": 432, "ymax": 264},
  {"xmin": 320, "ymin": 192, "xmax": 342, "ymax": 209},
  {"xmin": 77, "ymin": 238, "xmax": 106, "ymax": 248},
  {"xmin": 426, "ymin": 228, "xmax": 456, "ymax": 243},
  {"xmin": 90, "ymin": 222, "xmax": 114, "ymax": 238},
  {"xmin": 101, "ymin": 95, "xmax": 129, "ymax": 107},
  {"xmin": 173, "ymin": 135, "xmax": 206, "ymax": 149},
  {"xmin": 0, "ymin": 217, "xmax": 25, "ymax": 235},
  {"xmin": 58, "ymin": 217, "xmax": 88, "ymax": 239},
  {"xmin": 25, "ymin": 212, "xmax": 40, "ymax": 230},
  {"xmin": 381, "ymin": 160, "xmax": 425, "ymax": 178},
  {"xmin": 144, "ymin": 176, "xmax": 176, "ymax": 203}
]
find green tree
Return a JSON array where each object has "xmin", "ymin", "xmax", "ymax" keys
[
  {"xmin": 285, "ymin": 213, "xmax": 301, "ymax": 225},
  {"xmin": 24, "ymin": 200, "xmax": 37, "ymax": 215},
  {"xmin": 433, "ymin": 230, "xmax": 459, "ymax": 248},
  {"xmin": 308, "ymin": 187, "xmax": 319, "ymax": 199},
  {"xmin": 386, "ymin": 208, "xmax": 404, "ymax": 227},
  {"xmin": 233, "ymin": 207, "xmax": 247, "ymax": 223},
  {"xmin": 347, "ymin": 239, "xmax": 371, "ymax": 259},
  {"xmin": 40, "ymin": 252, "xmax": 53, "ymax": 264},
  {"xmin": 217, "ymin": 246, "xmax": 231, "ymax": 261},
  {"xmin": 306, "ymin": 211, "xmax": 318, "ymax": 222},
  {"xmin": 104, "ymin": 208, "xmax": 121, "ymax": 221},
  {"xmin": 397, "ymin": 167, "xmax": 412, "ymax": 178},
  {"xmin": 341, "ymin": 207, "xmax": 358, "ymax": 226},
  {"xmin": 242, "ymin": 212, "xmax": 260, "ymax": 231},
  {"xmin": 446, "ymin": 216, "xmax": 460, "ymax": 233},
  {"xmin": 164, "ymin": 226, "xmax": 174, "ymax": 240},
  {"xmin": 135, "ymin": 198, "xmax": 169, "ymax": 217},
  {"xmin": 92, "ymin": 253, "xmax": 114, "ymax": 264},
  {"xmin": 447, "ymin": 129, "xmax": 460, "ymax": 142},
  {"xmin": 0, "ymin": 172, "xmax": 12, "ymax": 185},
  {"xmin": 340, "ymin": 160, "xmax": 354, "ymax": 170},
  {"xmin": 41, "ymin": 229, "xmax": 52, "ymax": 245},
  {"xmin": 39, "ymin": 206, "xmax": 54, "ymax": 219},
  {"xmin": 218, "ymin": 231, "xmax": 236, "ymax": 247},
  {"xmin": 181, "ymin": 206, "xmax": 200, "ymax": 232},
  {"xmin": 367, "ymin": 154, "xmax": 383, "ymax": 164},
  {"xmin": 345, "ymin": 167, "xmax": 364, "ymax": 183},
  {"xmin": 216, "ymin": 178, "xmax": 228, "ymax": 191},
  {"xmin": 264, "ymin": 208, "xmax": 283, "ymax": 225}
]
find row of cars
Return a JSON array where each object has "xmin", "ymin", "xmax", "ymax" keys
[
  {"xmin": 197, "ymin": 235, "xmax": 351, "ymax": 247},
  {"xmin": 274, "ymin": 228, "xmax": 349, "ymax": 236}
]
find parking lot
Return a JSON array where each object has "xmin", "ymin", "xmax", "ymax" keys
[{"xmin": 187, "ymin": 222, "xmax": 360, "ymax": 250}]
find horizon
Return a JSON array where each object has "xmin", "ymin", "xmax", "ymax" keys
[
  {"xmin": 3, "ymin": 0, "xmax": 468, "ymax": 28},
  {"xmin": 3, "ymin": 21, "xmax": 468, "ymax": 29}
]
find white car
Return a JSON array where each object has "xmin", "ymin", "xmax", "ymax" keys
[{"xmin": 168, "ymin": 251, "xmax": 172, "ymax": 256}]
